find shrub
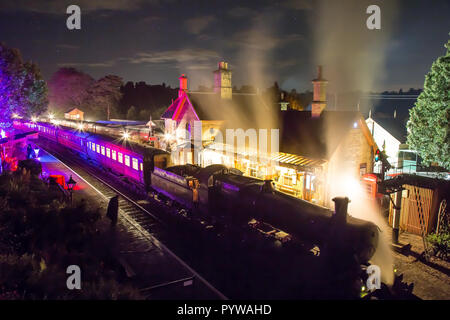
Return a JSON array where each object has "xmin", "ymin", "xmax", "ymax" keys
[
  {"xmin": 427, "ymin": 231, "xmax": 450, "ymax": 261},
  {"xmin": 0, "ymin": 172, "xmax": 144, "ymax": 299}
]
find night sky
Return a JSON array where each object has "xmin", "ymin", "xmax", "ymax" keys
[{"xmin": 0, "ymin": 0, "xmax": 449, "ymax": 92}]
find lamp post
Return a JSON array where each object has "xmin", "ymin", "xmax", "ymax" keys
[{"xmin": 67, "ymin": 175, "xmax": 77, "ymax": 206}]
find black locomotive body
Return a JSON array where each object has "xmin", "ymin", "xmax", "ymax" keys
[{"xmin": 201, "ymin": 167, "xmax": 379, "ymax": 263}]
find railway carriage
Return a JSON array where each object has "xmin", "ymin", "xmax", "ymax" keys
[
  {"xmin": 85, "ymin": 136, "xmax": 145, "ymax": 182},
  {"xmin": 14, "ymin": 120, "xmax": 170, "ymax": 186}
]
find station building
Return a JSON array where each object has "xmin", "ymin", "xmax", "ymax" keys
[{"xmin": 161, "ymin": 63, "xmax": 378, "ymax": 207}]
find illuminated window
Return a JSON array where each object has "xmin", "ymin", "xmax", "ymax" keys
[
  {"xmin": 96, "ymin": 145, "xmax": 100, "ymax": 153},
  {"xmin": 305, "ymin": 174, "xmax": 311, "ymax": 190},
  {"xmin": 140, "ymin": 163, "xmax": 143, "ymax": 171},
  {"xmin": 106, "ymin": 148, "xmax": 111, "ymax": 158},
  {"xmin": 92, "ymin": 143, "xmax": 96, "ymax": 151},
  {"xmin": 112, "ymin": 150, "xmax": 117, "ymax": 161},
  {"xmin": 118, "ymin": 152, "xmax": 123, "ymax": 163},
  {"xmin": 125, "ymin": 155, "xmax": 130, "ymax": 167},
  {"xmin": 132, "ymin": 158, "xmax": 138, "ymax": 170},
  {"xmin": 101, "ymin": 146, "xmax": 105, "ymax": 155},
  {"xmin": 283, "ymin": 175, "xmax": 293, "ymax": 186}
]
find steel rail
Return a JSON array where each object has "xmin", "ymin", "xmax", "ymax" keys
[{"xmin": 36, "ymin": 141, "xmax": 228, "ymax": 300}]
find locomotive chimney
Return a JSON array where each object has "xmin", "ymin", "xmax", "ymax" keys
[
  {"xmin": 332, "ymin": 197, "xmax": 350, "ymax": 224},
  {"xmin": 179, "ymin": 74, "xmax": 188, "ymax": 97}
]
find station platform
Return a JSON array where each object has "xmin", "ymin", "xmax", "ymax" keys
[{"xmin": 35, "ymin": 148, "xmax": 222, "ymax": 299}]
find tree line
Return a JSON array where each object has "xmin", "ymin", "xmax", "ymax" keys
[
  {"xmin": 0, "ymin": 43, "xmax": 48, "ymax": 127},
  {"xmin": 48, "ymin": 68, "xmax": 124, "ymax": 121}
]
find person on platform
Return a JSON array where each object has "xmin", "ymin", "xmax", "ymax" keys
[
  {"xmin": 26, "ymin": 144, "xmax": 33, "ymax": 159},
  {"xmin": 106, "ymin": 195, "xmax": 119, "ymax": 227}
]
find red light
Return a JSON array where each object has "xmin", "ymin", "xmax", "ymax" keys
[{"xmin": 375, "ymin": 149, "xmax": 380, "ymax": 161}]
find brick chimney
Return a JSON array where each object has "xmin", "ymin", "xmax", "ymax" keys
[
  {"xmin": 179, "ymin": 74, "xmax": 187, "ymax": 97},
  {"xmin": 213, "ymin": 61, "xmax": 232, "ymax": 99},
  {"xmin": 311, "ymin": 65, "xmax": 328, "ymax": 117}
]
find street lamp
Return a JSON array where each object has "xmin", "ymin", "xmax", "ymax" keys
[{"xmin": 67, "ymin": 175, "xmax": 77, "ymax": 206}]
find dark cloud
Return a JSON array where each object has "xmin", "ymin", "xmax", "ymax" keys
[
  {"xmin": 126, "ymin": 48, "xmax": 220, "ymax": 65},
  {"xmin": 281, "ymin": 0, "xmax": 313, "ymax": 10},
  {"xmin": 57, "ymin": 60, "xmax": 116, "ymax": 68},
  {"xmin": 55, "ymin": 44, "xmax": 80, "ymax": 50},
  {"xmin": 185, "ymin": 15, "xmax": 215, "ymax": 35},
  {"xmin": 228, "ymin": 6, "xmax": 254, "ymax": 18}
]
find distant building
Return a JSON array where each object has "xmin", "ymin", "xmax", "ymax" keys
[
  {"xmin": 64, "ymin": 108, "xmax": 84, "ymax": 121},
  {"xmin": 366, "ymin": 115, "xmax": 402, "ymax": 167}
]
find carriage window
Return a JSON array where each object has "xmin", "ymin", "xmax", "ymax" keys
[
  {"xmin": 140, "ymin": 163, "xmax": 143, "ymax": 171},
  {"xmin": 96, "ymin": 145, "xmax": 100, "ymax": 153},
  {"xmin": 118, "ymin": 152, "xmax": 123, "ymax": 163},
  {"xmin": 92, "ymin": 143, "xmax": 96, "ymax": 151},
  {"xmin": 112, "ymin": 150, "xmax": 117, "ymax": 161},
  {"xmin": 106, "ymin": 148, "xmax": 111, "ymax": 158},
  {"xmin": 125, "ymin": 155, "xmax": 130, "ymax": 167},
  {"xmin": 132, "ymin": 158, "xmax": 138, "ymax": 170},
  {"xmin": 101, "ymin": 146, "xmax": 105, "ymax": 156}
]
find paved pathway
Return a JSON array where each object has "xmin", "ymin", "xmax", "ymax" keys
[{"xmin": 392, "ymin": 230, "xmax": 450, "ymax": 300}]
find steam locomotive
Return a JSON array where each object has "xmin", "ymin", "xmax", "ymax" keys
[{"xmin": 15, "ymin": 120, "xmax": 379, "ymax": 263}]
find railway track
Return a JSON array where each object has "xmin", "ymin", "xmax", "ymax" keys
[
  {"xmin": 35, "ymin": 138, "xmax": 227, "ymax": 300},
  {"xmin": 32, "ymin": 137, "xmax": 369, "ymax": 299}
]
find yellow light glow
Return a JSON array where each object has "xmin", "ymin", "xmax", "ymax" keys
[
  {"xmin": 31, "ymin": 116, "xmax": 38, "ymax": 122},
  {"xmin": 48, "ymin": 113, "xmax": 54, "ymax": 120},
  {"xmin": 122, "ymin": 132, "xmax": 130, "ymax": 140},
  {"xmin": 164, "ymin": 133, "xmax": 173, "ymax": 141}
]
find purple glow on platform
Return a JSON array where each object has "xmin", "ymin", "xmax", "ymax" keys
[{"xmin": 37, "ymin": 155, "xmax": 54, "ymax": 163}]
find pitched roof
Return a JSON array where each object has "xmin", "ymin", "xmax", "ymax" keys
[
  {"xmin": 367, "ymin": 113, "xmax": 407, "ymax": 143},
  {"xmin": 187, "ymin": 92, "xmax": 270, "ymax": 121},
  {"xmin": 278, "ymin": 110, "xmax": 364, "ymax": 160},
  {"xmin": 64, "ymin": 107, "xmax": 83, "ymax": 114},
  {"xmin": 161, "ymin": 91, "xmax": 274, "ymax": 128}
]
